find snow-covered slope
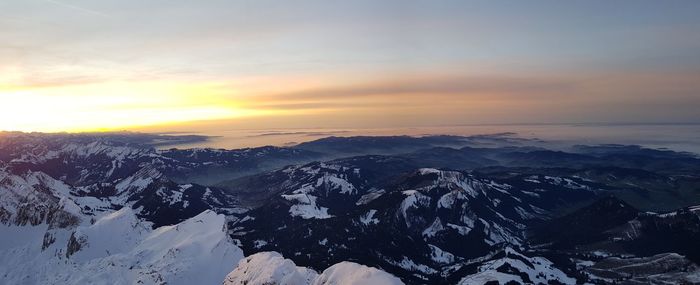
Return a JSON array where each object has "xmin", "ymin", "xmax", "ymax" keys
[
  {"xmin": 456, "ymin": 248, "xmax": 575, "ymax": 285},
  {"xmin": 223, "ymin": 252, "xmax": 319, "ymax": 285},
  {"xmin": 0, "ymin": 208, "xmax": 243, "ymax": 285},
  {"xmin": 314, "ymin": 262, "xmax": 405, "ymax": 285},
  {"xmin": 223, "ymin": 252, "xmax": 404, "ymax": 285}
]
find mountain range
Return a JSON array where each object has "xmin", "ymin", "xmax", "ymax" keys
[{"xmin": 1, "ymin": 132, "xmax": 699, "ymax": 284}]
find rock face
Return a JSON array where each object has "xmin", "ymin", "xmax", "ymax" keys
[
  {"xmin": 223, "ymin": 252, "xmax": 404, "ymax": 285},
  {"xmin": 0, "ymin": 169, "xmax": 82, "ymax": 228}
]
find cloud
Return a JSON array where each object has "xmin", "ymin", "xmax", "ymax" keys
[
  {"xmin": 275, "ymin": 76, "xmax": 574, "ymax": 98},
  {"xmin": 241, "ymin": 75, "xmax": 578, "ymax": 110}
]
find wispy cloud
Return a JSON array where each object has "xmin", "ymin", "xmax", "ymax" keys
[
  {"xmin": 238, "ymin": 75, "xmax": 577, "ymax": 111},
  {"xmin": 262, "ymin": 76, "xmax": 576, "ymax": 101}
]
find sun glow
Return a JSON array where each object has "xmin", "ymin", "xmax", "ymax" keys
[{"xmin": 0, "ymin": 81, "xmax": 261, "ymax": 132}]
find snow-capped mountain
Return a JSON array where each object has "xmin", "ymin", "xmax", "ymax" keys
[
  {"xmin": 0, "ymin": 208, "xmax": 243, "ymax": 285},
  {"xmin": 0, "ymin": 153, "xmax": 247, "ymax": 284},
  {"xmin": 2, "ymin": 132, "xmax": 700, "ymax": 284},
  {"xmin": 0, "ymin": 132, "xmax": 323, "ymax": 186},
  {"xmin": 224, "ymin": 252, "xmax": 404, "ymax": 285}
]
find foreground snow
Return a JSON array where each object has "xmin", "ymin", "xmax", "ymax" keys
[
  {"xmin": 0, "ymin": 209, "xmax": 243, "ymax": 285},
  {"xmin": 224, "ymin": 252, "xmax": 404, "ymax": 285}
]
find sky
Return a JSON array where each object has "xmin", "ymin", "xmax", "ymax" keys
[{"xmin": 1, "ymin": 0, "xmax": 700, "ymax": 132}]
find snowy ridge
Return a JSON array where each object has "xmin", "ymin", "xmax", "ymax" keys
[
  {"xmin": 0, "ymin": 209, "xmax": 243, "ymax": 285},
  {"xmin": 8, "ymin": 140, "xmax": 150, "ymax": 165},
  {"xmin": 224, "ymin": 252, "xmax": 404, "ymax": 285},
  {"xmin": 315, "ymin": 262, "xmax": 404, "ymax": 285},
  {"xmin": 60, "ymin": 141, "xmax": 150, "ymax": 164},
  {"xmin": 114, "ymin": 166, "xmax": 163, "ymax": 196},
  {"xmin": 223, "ymin": 252, "xmax": 318, "ymax": 285}
]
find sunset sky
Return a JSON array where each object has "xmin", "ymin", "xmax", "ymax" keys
[{"xmin": 1, "ymin": 0, "xmax": 700, "ymax": 132}]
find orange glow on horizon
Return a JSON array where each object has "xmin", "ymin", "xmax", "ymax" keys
[
  {"xmin": 2, "ymin": 69, "xmax": 699, "ymax": 133},
  {"xmin": 0, "ymin": 80, "xmax": 276, "ymax": 132}
]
